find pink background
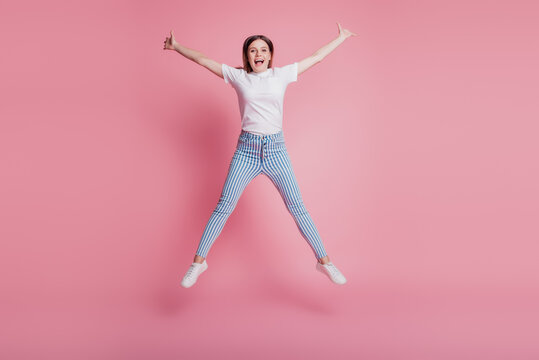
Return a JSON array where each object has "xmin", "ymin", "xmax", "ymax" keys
[{"xmin": 1, "ymin": 0, "xmax": 538, "ymax": 359}]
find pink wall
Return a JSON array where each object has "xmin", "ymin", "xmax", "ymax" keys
[{"xmin": 1, "ymin": 0, "xmax": 538, "ymax": 359}]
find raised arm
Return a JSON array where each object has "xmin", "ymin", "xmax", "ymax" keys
[
  {"xmin": 163, "ymin": 30, "xmax": 223, "ymax": 79},
  {"xmin": 297, "ymin": 22, "xmax": 358, "ymax": 76}
]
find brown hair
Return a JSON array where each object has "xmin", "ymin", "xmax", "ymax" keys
[{"xmin": 241, "ymin": 35, "xmax": 274, "ymax": 73}]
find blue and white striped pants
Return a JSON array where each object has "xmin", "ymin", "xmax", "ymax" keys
[{"xmin": 195, "ymin": 130, "xmax": 328, "ymax": 260}]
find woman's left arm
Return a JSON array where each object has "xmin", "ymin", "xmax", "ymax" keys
[{"xmin": 297, "ymin": 22, "xmax": 358, "ymax": 76}]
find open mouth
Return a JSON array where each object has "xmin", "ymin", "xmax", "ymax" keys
[{"xmin": 254, "ymin": 59, "xmax": 264, "ymax": 66}]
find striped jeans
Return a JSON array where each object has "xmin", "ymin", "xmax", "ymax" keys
[{"xmin": 195, "ymin": 130, "xmax": 328, "ymax": 260}]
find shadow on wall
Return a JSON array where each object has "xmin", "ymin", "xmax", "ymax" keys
[
  {"xmin": 167, "ymin": 97, "xmax": 238, "ymax": 252},
  {"xmin": 148, "ymin": 96, "xmax": 266, "ymax": 309}
]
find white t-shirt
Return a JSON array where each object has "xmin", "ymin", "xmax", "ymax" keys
[{"xmin": 221, "ymin": 62, "xmax": 298, "ymax": 135}]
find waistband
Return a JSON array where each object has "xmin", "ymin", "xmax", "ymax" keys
[{"xmin": 239, "ymin": 130, "xmax": 284, "ymax": 141}]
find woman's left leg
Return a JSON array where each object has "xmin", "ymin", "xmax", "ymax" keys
[{"xmin": 262, "ymin": 145, "xmax": 328, "ymax": 261}]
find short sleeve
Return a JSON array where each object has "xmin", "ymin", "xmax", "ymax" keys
[
  {"xmin": 222, "ymin": 63, "xmax": 244, "ymax": 84},
  {"xmin": 276, "ymin": 62, "xmax": 298, "ymax": 84}
]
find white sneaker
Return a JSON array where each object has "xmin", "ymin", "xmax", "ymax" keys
[
  {"xmin": 316, "ymin": 262, "xmax": 347, "ymax": 285},
  {"xmin": 181, "ymin": 260, "xmax": 208, "ymax": 288}
]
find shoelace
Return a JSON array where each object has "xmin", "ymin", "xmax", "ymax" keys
[
  {"xmin": 325, "ymin": 264, "xmax": 341, "ymax": 278},
  {"xmin": 185, "ymin": 264, "xmax": 199, "ymax": 278}
]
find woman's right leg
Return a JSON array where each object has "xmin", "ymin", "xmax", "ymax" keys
[{"xmin": 194, "ymin": 148, "xmax": 261, "ymax": 260}]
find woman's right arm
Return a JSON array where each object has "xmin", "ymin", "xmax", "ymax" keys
[{"xmin": 163, "ymin": 30, "xmax": 223, "ymax": 79}]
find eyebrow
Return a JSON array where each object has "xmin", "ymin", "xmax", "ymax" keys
[{"xmin": 249, "ymin": 46, "xmax": 268, "ymax": 50}]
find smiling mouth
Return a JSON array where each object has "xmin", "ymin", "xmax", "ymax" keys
[{"xmin": 254, "ymin": 59, "xmax": 264, "ymax": 66}]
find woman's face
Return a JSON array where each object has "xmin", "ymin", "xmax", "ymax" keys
[{"xmin": 247, "ymin": 39, "xmax": 271, "ymax": 73}]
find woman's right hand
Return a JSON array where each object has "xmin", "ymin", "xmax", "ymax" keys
[{"xmin": 163, "ymin": 30, "xmax": 177, "ymax": 50}]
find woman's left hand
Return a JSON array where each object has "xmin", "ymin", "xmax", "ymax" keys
[{"xmin": 337, "ymin": 22, "xmax": 358, "ymax": 39}]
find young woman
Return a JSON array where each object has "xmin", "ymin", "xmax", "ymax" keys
[{"xmin": 163, "ymin": 23, "xmax": 357, "ymax": 288}]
